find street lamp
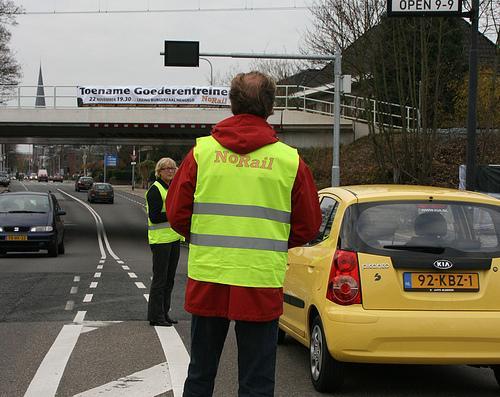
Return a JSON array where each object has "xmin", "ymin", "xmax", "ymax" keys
[{"xmin": 200, "ymin": 57, "xmax": 213, "ymax": 86}]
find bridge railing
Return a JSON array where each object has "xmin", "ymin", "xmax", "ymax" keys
[
  {"xmin": 275, "ymin": 85, "xmax": 418, "ymax": 130},
  {"xmin": 0, "ymin": 84, "xmax": 417, "ymax": 129}
]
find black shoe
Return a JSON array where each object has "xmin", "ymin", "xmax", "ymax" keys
[
  {"xmin": 165, "ymin": 316, "xmax": 178, "ymax": 324},
  {"xmin": 149, "ymin": 320, "xmax": 172, "ymax": 327}
]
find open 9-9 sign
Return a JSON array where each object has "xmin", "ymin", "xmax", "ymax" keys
[{"xmin": 387, "ymin": 0, "xmax": 462, "ymax": 16}]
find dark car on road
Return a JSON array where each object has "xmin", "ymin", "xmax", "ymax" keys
[
  {"xmin": 52, "ymin": 174, "xmax": 64, "ymax": 183},
  {"xmin": 88, "ymin": 183, "xmax": 114, "ymax": 204},
  {"xmin": 0, "ymin": 191, "xmax": 66, "ymax": 257},
  {"xmin": 75, "ymin": 176, "xmax": 94, "ymax": 191},
  {"xmin": 0, "ymin": 171, "xmax": 10, "ymax": 187}
]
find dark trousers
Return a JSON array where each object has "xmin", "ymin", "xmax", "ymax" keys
[
  {"xmin": 183, "ymin": 315, "xmax": 279, "ymax": 397},
  {"xmin": 147, "ymin": 241, "xmax": 180, "ymax": 322}
]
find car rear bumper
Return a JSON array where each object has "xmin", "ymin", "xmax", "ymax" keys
[
  {"xmin": 0, "ymin": 234, "xmax": 56, "ymax": 252},
  {"xmin": 324, "ymin": 305, "xmax": 500, "ymax": 364}
]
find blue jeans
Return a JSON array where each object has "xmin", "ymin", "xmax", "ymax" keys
[{"xmin": 183, "ymin": 315, "xmax": 279, "ymax": 397}]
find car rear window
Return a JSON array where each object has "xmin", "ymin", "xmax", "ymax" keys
[
  {"xmin": 340, "ymin": 201, "xmax": 500, "ymax": 256},
  {"xmin": 94, "ymin": 184, "xmax": 112, "ymax": 191}
]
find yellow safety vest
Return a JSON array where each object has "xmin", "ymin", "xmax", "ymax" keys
[
  {"xmin": 146, "ymin": 181, "xmax": 182, "ymax": 244},
  {"xmin": 188, "ymin": 135, "xmax": 299, "ymax": 288}
]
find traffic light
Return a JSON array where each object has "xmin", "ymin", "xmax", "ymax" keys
[{"xmin": 163, "ymin": 41, "xmax": 199, "ymax": 67}]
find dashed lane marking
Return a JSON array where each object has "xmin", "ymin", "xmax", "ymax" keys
[
  {"xmin": 94, "ymin": 272, "xmax": 101, "ymax": 278},
  {"xmin": 128, "ymin": 272, "xmax": 137, "ymax": 279},
  {"xmin": 90, "ymin": 282, "xmax": 98, "ymax": 289},
  {"xmin": 73, "ymin": 276, "xmax": 80, "ymax": 282},
  {"xmin": 122, "ymin": 265, "xmax": 130, "ymax": 270},
  {"xmin": 73, "ymin": 311, "xmax": 87, "ymax": 323},
  {"xmin": 97, "ymin": 264, "xmax": 103, "ymax": 269},
  {"xmin": 83, "ymin": 294, "xmax": 93, "ymax": 303},
  {"xmin": 70, "ymin": 287, "xmax": 78, "ymax": 294},
  {"xmin": 135, "ymin": 282, "xmax": 146, "ymax": 289},
  {"xmin": 65, "ymin": 301, "xmax": 75, "ymax": 311}
]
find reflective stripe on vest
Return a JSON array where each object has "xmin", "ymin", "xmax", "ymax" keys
[
  {"xmin": 146, "ymin": 181, "xmax": 181, "ymax": 244},
  {"xmin": 188, "ymin": 135, "xmax": 299, "ymax": 288}
]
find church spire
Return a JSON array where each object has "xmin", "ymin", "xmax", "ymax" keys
[{"xmin": 35, "ymin": 64, "xmax": 46, "ymax": 107}]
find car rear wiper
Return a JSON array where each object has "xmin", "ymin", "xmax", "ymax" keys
[
  {"xmin": 8, "ymin": 210, "xmax": 47, "ymax": 214},
  {"xmin": 382, "ymin": 245, "xmax": 445, "ymax": 254}
]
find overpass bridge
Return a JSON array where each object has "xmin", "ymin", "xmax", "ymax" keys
[{"xmin": 0, "ymin": 85, "xmax": 416, "ymax": 147}]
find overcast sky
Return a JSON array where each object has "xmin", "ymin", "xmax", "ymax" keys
[{"xmin": 10, "ymin": 0, "xmax": 314, "ymax": 88}]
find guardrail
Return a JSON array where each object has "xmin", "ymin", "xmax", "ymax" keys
[{"xmin": 0, "ymin": 84, "xmax": 418, "ymax": 129}]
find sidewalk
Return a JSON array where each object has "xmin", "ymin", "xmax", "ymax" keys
[{"xmin": 112, "ymin": 184, "xmax": 147, "ymax": 198}]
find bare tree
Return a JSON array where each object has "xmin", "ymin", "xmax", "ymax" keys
[
  {"xmin": 302, "ymin": 0, "xmax": 498, "ymax": 184},
  {"xmin": 0, "ymin": 0, "xmax": 22, "ymax": 102}
]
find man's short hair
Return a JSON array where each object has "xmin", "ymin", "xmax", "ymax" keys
[{"xmin": 229, "ymin": 71, "xmax": 276, "ymax": 119}]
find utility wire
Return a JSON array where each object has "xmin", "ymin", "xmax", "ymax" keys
[{"xmin": 18, "ymin": 5, "xmax": 309, "ymax": 16}]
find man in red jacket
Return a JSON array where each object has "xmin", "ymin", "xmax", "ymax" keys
[{"xmin": 167, "ymin": 71, "xmax": 321, "ymax": 397}]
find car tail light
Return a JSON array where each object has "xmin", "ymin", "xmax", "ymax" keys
[{"xmin": 326, "ymin": 249, "xmax": 362, "ymax": 305}]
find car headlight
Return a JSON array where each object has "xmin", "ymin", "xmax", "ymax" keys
[
  {"xmin": 0, "ymin": 226, "xmax": 3, "ymax": 232},
  {"xmin": 30, "ymin": 226, "xmax": 53, "ymax": 232}
]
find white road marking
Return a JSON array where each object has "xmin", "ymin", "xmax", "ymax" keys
[
  {"xmin": 99, "ymin": 259, "xmax": 105, "ymax": 264},
  {"xmin": 115, "ymin": 192, "xmax": 146, "ymax": 209},
  {"xmin": 64, "ymin": 301, "xmax": 74, "ymax": 311},
  {"xmin": 122, "ymin": 265, "xmax": 130, "ymax": 270},
  {"xmin": 57, "ymin": 189, "xmax": 107, "ymax": 260},
  {"xmin": 155, "ymin": 327, "xmax": 190, "ymax": 397},
  {"xmin": 135, "ymin": 282, "xmax": 146, "ymax": 289},
  {"xmin": 128, "ymin": 272, "xmax": 137, "ymax": 278},
  {"xmin": 70, "ymin": 287, "xmax": 78, "ymax": 294},
  {"xmin": 73, "ymin": 311, "xmax": 87, "ymax": 323},
  {"xmin": 90, "ymin": 282, "xmax": 98, "ymax": 289},
  {"xmin": 73, "ymin": 276, "xmax": 80, "ymax": 282},
  {"xmin": 23, "ymin": 324, "xmax": 83, "ymax": 397},
  {"xmin": 144, "ymin": 294, "xmax": 149, "ymax": 302},
  {"xmin": 83, "ymin": 294, "xmax": 93, "ymax": 303},
  {"xmin": 117, "ymin": 260, "xmax": 124, "ymax": 264},
  {"xmin": 97, "ymin": 264, "xmax": 103, "ymax": 269},
  {"xmin": 73, "ymin": 363, "xmax": 171, "ymax": 396},
  {"xmin": 94, "ymin": 272, "xmax": 101, "ymax": 278}
]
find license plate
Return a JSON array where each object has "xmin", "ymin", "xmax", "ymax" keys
[
  {"xmin": 6, "ymin": 235, "xmax": 28, "ymax": 241},
  {"xmin": 403, "ymin": 272, "xmax": 479, "ymax": 292}
]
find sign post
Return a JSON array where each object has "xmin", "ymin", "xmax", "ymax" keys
[
  {"xmin": 131, "ymin": 146, "xmax": 136, "ymax": 191},
  {"xmin": 104, "ymin": 154, "xmax": 117, "ymax": 183}
]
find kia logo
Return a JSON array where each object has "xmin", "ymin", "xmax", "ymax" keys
[{"xmin": 433, "ymin": 259, "xmax": 454, "ymax": 270}]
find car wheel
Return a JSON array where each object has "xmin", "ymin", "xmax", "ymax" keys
[
  {"xmin": 493, "ymin": 366, "xmax": 500, "ymax": 388},
  {"xmin": 310, "ymin": 316, "xmax": 344, "ymax": 393},
  {"xmin": 0, "ymin": 249, "xmax": 6, "ymax": 256},
  {"xmin": 48, "ymin": 239, "xmax": 59, "ymax": 257},
  {"xmin": 58, "ymin": 237, "xmax": 65, "ymax": 255},
  {"xmin": 277, "ymin": 328, "xmax": 286, "ymax": 345},
  {"xmin": 110, "ymin": 199, "xmax": 114, "ymax": 204}
]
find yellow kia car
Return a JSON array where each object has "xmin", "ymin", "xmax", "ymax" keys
[{"xmin": 279, "ymin": 185, "xmax": 500, "ymax": 392}]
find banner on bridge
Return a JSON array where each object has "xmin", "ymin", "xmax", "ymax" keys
[{"xmin": 77, "ymin": 85, "xmax": 230, "ymax": 107}]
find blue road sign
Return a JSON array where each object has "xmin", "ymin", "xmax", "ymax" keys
[{"xmin": 105, "ymin": 155, "xmax": 117, "ymax": 167}]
